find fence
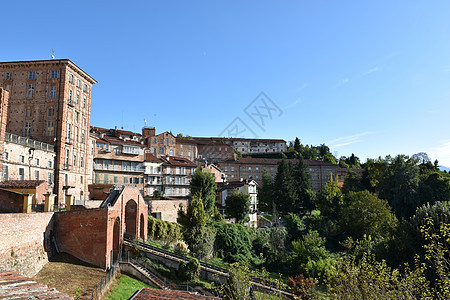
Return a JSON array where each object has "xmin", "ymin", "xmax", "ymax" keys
[{"xmin": 88, "ymin": 261, "xmax": 119, "ymax": 300}]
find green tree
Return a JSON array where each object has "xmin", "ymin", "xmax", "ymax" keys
[
  {"xmin": 273, "ymin": 159, "xmax": 297, "ymax": 216},
  {"xmin": 294, "ymin": 137, "xmax": 301, "ymax": 153},
  {"xmin": 339, "ymin": 191, "xmax": 398, "ymax": 241},
  {"xmin": 257, "ymin": 168, "xmax": 273, "ymax": 212},
  {"xmin": 292, "ymin": 158, "xmax": 315, "ymax": 213},
  {"xmin": 190, "ymin": 167, "xmax": 217, "ymax": 216},
  {"xmin": 225, "ymin": 189, "xmax": 251, "ymax": 222},
  {"xmin": 178, "ymin": 195, "xmax": 216, "ymax": 259},
  {"xmin": 381, "ymin": 155, "xmax": 420, "ymax": 219},
  {"xmin": 316, "ymin": 174, "xmax": 344, "ymax": 222}
]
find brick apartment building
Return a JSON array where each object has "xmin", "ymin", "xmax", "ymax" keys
[
  {"xmin": 141, "ymin": 127, "xmax": 198, "ymax": 162},
  {"xmin": 218, "ymin": 157, "xmax": 339, "ymax": 191},
  {"xmin": 90, "ymin": 126, "xmax": 146, "ymax": 189},
  {"xmin": 0, "ymin": 60, "xmax": 96, "ymax": 203}
]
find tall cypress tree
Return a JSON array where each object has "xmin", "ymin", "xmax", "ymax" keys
[
  {"xmin": 258, "ymin": 168, "xmax": 274, "ymax": 212},
  {"xmin": 273, "ymin": 159, "xmax": 297, "ymax": 216},
  {"xmin": 292, "ymin": 158, "xmax": 315, "ymax": 213}
]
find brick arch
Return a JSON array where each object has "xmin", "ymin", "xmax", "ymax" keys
[
  {"xmin": 140, "ymin": 214, "xmax": 145, "ymax": 240},
  {"xmin": 125, "ymin": 200, "xmax": 137, "ymax": 237}
]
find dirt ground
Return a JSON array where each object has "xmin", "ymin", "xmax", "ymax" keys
[{"xmin": 33, "ymin": 252, "xmax": 106, "ymax": 298}]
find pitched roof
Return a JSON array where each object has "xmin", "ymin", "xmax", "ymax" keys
[
  {"xmin": 192, "ymin": 137, "xmax": 286, "ymax": 144},
  {"xmin": 217, "ymin": 179, "xmax": 257, "ymax": 191},
  {"xmin": 131, "ymin": 287, "xmax": 219, "ymax": 300},
  {"xmin": 221, "ymin": 157, "xmax": 337, "ymax": 167},
  {"xmin": 0, "ymin": 180, "xmax": 46, "ymax": 189},
  {"xmin": 161, "ymin": 156, "xmax": 197, "ymax": 167},
  {"xmin": 145, "ymin": 153, "xmax": 162, "ymax": 162},
  {"xmin": 0, "ymin": 269, "xmax": 72, "ymax": 299}
]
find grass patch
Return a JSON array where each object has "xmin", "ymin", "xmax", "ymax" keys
[
  {"xmin": 33, "ymin": 252, "xmax": 105, "ymax": 298},
  {"xmin": 106, "ymin": 274, "xmax": 156, "ymax": 300}
]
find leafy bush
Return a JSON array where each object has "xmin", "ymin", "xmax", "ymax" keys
[
  {"xmin": 174, "ymin": 240, "xmax": 189, "ymax": 256},
  {"xmin": 147, "ymin": 217, "xmax": 182, "ymax": 245},
  {"xmin": 213, "ymin": 222, "xmax": 254, "ymax": 263},
  {"xmin": 178, "ymin": 258, "xmax": 200, "ymax": 280}
]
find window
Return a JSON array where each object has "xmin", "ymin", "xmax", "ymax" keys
[
  {"xmin": 3, "ymin": 165, "xmax": 8, "ymax": 181},
  {"xmin": 47, "ymin": 172, "xmax": 53, "ymax": 185},
  {"xmin": 65, "ymin": 174, "xmax": 68, "ymax": 185},
  {"xmin": 50, "ymin": 86, "xmax": 57, "ymax": 97},
  {"xmin": 80, "ymin": 175, "xmax": 83, "ymax": 184},
  {"xmin": 19, "ymin": 155, "xmax": 25, "ymax": 163},
  {"xmin": 27, "ymin": 83, "xmax": 35, "ymax": 98},
  {"xmin": 25, "ymin": 108, "xmax": 32, "ymax": 117},
  {"xmin": 51, "ymin": 70, "xmax": 58, "ymax": 79},
  {"xmin": 83, "ymin": 84, "xmax": 88, "ymax": 92},
  {"xmin": 96, "ymin": 142, "xmax": 104, "ymax": 149},
  {"xmin": 224, "ymin": 166, "xmax": 228, "ymax": 171},
  {"xmin": 19, "ymin": 168, "xmax": 25, "ymax": 180},
  {"xmin": 46, "ymin": 120, "xmax": 54, "ymax": 136},
  {"xmin": 66, "ymin": 123, "xmax": 71, "ymax": 143},
  {"xmin": 80, "ymin": 156, "xmax": 84, "ymax": 168},
  {"xmin": 81, "ymin": 130, "xmax": 85, "ymax": 143},
  {"xmin": 3, "ymin": 152, "xmax": 8, "ymax": 160},
  {"xmin": 48, "ymin": 160, "xmax": 52, "ymax": 168},
  {"xmin": 76, "ymin": 112, "xmax": 79, "ymax": 123},
  {"xmin": 165, "ymin": 138, "xmax": 169, "ymax": 145},
  {"xmin": 5, "ymin": 72, "xmax": 12, "ymax": 80},
  {"xmin": 73, "ymin": 154, "xmax": 77, "ymax": 166},
  {"xmin": 34, "ymin": 158, "xmax": 39, "ymax": 166},
  {"xmin": 231, "ymin": 166, "xmax": 235, "ymax": 171},
  {"xmin": 65, "ymin": 149, "xmax": 70, "ymax": 168},
  {"xmin": 169, "ymin": 149, "xmax": 174, "ymax": 156},
  {"xmin": 76, "ymin": 93, "xmax": 79, "ymax": 104},
  {"xmin": 114, "ymin": 176, "xmax": 118, "ymax": 183},
  {"xmin": 248, "ymin": 167, "xmax": 252, "ymax": 170},
  {"xmin": 77, "ymin": 79, "xmax": 81, "ymax": 87},
  {"xmin": 69, "ymin": 74, "xmax": 74, "ymax": 83},
  {"xmin": 48, "ymin": 108, "xmax": 55, "ymax": 116},
  {"xmin": 28, "ymin": 72, "xmax": 36, "ymax": 79},
  {"xmin": 24, "ymin": 121, "xmax": 31, "ymax": 136},
  {"xmin": 83, "ymin": 95, "xmax": 86, "ymax": 108},
  {"xmin": 34, "ymin": 170, "xmax": 39, "ymax": 180},
  {"xmin": 68, "ymin": 90, "xmax": 73, "ymax": 103}
]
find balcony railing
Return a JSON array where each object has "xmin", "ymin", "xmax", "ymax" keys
[{"xmin": 5, "ymin": 133, "xmax": 55, "ymax": 152}]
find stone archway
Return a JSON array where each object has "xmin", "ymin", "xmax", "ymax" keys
[
  {"xmin": 140, "ymin": 214, "xmax": 145, "ymax": 240},
  {"xmin": 112, "ymin": 217, "xmax": 120, "ymax": 262},
  {"xmin": 125, "ymin": 200, "xmax": 138, "ymax": 237}
]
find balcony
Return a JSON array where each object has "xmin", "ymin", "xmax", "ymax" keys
[{"xmin": 122, "ymin": 147, "xmax": 142, "ymax": 155}]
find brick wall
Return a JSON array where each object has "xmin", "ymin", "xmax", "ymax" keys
[
  {"xmin": 0, "ymin": 188, "xmax": 25, "ymax": 212},
  {"xmin": 0, "ymin": 212, "xmax": 54, "ymax": 277},
  {"xmin": 0, "ymin": 88, "xmax": 9, "ymax": 181},
  {"xmin": 149, "ymin": 199, "xmax": 187, "ymax": 222},
  {"xmin": 54, "ymin": 208, "xmax": 108, "ymax": 268}
]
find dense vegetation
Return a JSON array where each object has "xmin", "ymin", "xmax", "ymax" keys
[{"xmin": 146, "ymin": 142, "xmax": 450, "ymax": 299}]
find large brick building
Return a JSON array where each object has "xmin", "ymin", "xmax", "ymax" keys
[
  {"xmin": 0, "ymin": 60, "xmax": 96, "ymax": 203},
  {"xmin": 218, "ymin": 157, "xmax": 339, "ymax": 191}
]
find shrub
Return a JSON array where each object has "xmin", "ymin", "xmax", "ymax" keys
[
  {"xmin": 174, "ymin": 240, "xmax": 189, "ymax": 256},
  {"xmin": 178, "ymin": 258, "xmax": 200, "ymax": 280}
]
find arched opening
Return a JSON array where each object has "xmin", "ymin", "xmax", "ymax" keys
[
  {"xmin": 140, "ymin": 214, "xmax": 145, "ymax": 240},
  {"xmin": 112, "ymin": 217, "xmax": 120, "ymax": 262},
  {"xmin": 125, "ymin": 200, "xmax": 138, "ymax": 237}
]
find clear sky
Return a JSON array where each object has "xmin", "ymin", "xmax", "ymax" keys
[{"xmin": 1, "ymin": 1, "xmax": 450, "ymax": 166}]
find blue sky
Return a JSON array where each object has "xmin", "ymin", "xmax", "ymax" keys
[{"xmin": 2, "ymin": 1, "xmax": 450, "ymax": 166}]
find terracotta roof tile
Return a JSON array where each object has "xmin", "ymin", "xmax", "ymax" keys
[
  {"xmin": 0, "ymin": 180, "xmax": 46, "ymax": 189},
  {"xmin": 0, "ymin": 270, "xmax": 72, "ymax": 299}
]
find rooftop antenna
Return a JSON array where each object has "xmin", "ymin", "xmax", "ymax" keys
[{"xmin": 51, "ymin": 48, "xmax": 55, "ymax": 59}]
